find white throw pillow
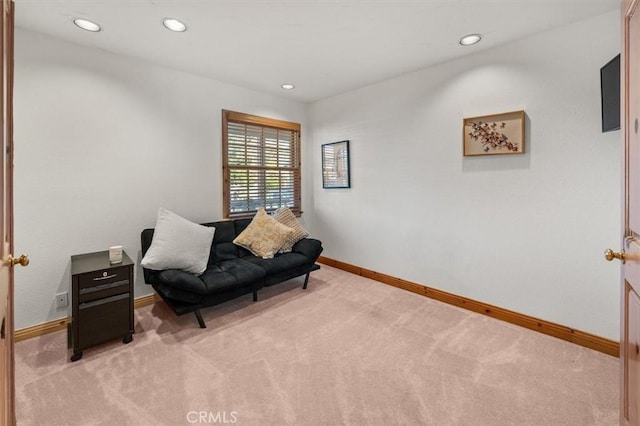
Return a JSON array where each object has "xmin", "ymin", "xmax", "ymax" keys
[{"xmin": 141, "ymin": 208, "xmax": 215, "ymax": 275}]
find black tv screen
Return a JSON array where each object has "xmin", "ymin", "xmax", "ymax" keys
[{"xmin": 600, "ymin": 54, "xmax": 620, "ymax": 132}]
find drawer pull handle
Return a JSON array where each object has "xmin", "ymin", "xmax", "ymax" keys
[
  {"xmin": 79, "ymin": 280, "xmax": 129, "ymax": 294},
  {"xmin": 93, "ymin": 274, "xmax": 117, "ymax": 281},
  {"xmin": 79, "ymin": 293, "xmax": 130, "ymax": 309}
]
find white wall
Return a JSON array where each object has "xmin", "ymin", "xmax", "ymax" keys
[
  {"xmin": 14, "ymin": 10, "xmax": 623, "ymax": 340},
  {"xmin": 13, "ymin": 28, "xmax": 308, "ymax": 329},
  {"xmin": 307, "ymin": 10, "xmax": 621, "ymax": 340}
]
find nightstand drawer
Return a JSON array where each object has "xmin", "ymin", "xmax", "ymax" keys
[
  {"xmin": 78, "ymin": 293, "xmax": 131, "ymax": 350},
  {"xmin": 78, "ymin": 280, "xmax": 129, "ymax": 303},
  {"xmin": 78, "ymin": 265, "xmax": 130, "ymax": 289}
]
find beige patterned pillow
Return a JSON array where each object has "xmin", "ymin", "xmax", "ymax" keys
[
  {"xmin": 273, "ymin": 207, "xmax": 309, "ymax": 253},
  {"xmin": 233, "ymin": 208, "xmax": 295, "ymax": 259}
]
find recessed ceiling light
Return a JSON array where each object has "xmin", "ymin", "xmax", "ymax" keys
[
  {"xmin": 163, "ymin": 18, "xmax": 187, "ymax": 32},
  {"xmin": 459, "ymin": 34, "xmax": 482, "ymax": 46},
  {"xmin": 281, "ymin": 84, "xmax": 295, "ymax": 90},
  {"xmin": 73, "ymin": 18, "xmax": 101, "ymax": 32}
]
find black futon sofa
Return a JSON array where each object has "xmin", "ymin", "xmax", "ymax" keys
[{"xmin": 141, "ymin": 218, "xmax": 323, "ymax": 328}]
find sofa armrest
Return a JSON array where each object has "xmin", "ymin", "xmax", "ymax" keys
[
  {"xmin": 156, "ymin": 269, "xmax": 206, "ymax": 295},
  {"xmin": 292, "ymin": 238, "xmax": 323, "ymax": 264},
  {"xmin": 141, "ymin": 228, "xmax": 157, "ymax": 284}
]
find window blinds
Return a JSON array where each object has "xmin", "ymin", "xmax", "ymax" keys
[{"xmin": 223, "ymin": 111, "xmax": 301, "ymax": 218}]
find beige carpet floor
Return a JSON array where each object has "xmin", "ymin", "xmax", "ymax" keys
[{"xmin": 15, "ymin": 265, "xmax": 619, "ymax": 425}]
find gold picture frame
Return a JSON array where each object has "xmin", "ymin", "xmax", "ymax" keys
[{"xmin": 463, "ymin": 110, "xmax": 525, "ymax": 156}]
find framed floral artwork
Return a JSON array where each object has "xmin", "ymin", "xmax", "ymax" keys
[
  {"xmin": 322, "ymin": 140, "xmax": 350, "ymax": 188},
  {"xmin": 463, "ymin": 110, "xmax": 525, "ymax": 156}
]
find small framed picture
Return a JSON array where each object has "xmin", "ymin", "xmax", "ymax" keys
[
  {"xmin": 322, "ymin": 140, "xmax": 350, "ymax": 189},
  {"xmin": 463, "ymin": 110, "xmax": 525, "ymax": 156}
]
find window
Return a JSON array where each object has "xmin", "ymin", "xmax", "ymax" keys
[{"xmin": 222, "ymin": 110, "xmax": 301, "ymax": 219}]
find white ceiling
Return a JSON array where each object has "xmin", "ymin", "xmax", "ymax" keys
[{"xmin": 15, "ymin": 0, "xmax": 619, "ymax": 103}]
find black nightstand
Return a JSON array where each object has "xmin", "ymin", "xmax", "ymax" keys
[{"xmin": 69, "ymin": 250, "xmax": 134, "ymax": 361}]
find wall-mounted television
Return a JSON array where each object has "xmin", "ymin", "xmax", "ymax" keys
[{"xmin": 600, "ymin": 54, "xmax": 620, "ymax": 133}]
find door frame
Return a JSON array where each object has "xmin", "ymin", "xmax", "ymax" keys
[{"xmin": 0, "ymin": 0, "xmax": 15, "ymax": 423}]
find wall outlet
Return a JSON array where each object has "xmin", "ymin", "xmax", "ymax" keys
[{"xmin": 55, "ymin": 292, "xmax": 68, "ymax": 308}]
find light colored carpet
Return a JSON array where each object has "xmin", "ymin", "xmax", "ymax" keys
[{"xmin": 15, "ymin": 265, "xmax": 619, "ymax": 425}]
